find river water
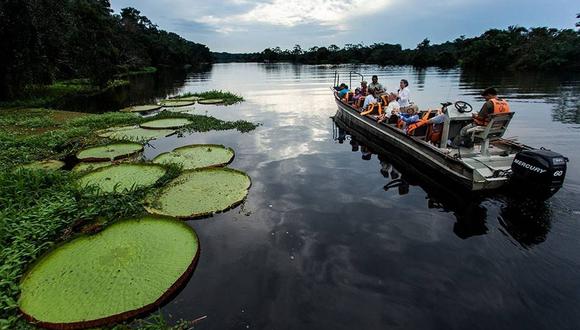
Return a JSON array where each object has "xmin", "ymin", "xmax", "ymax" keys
[{"xmin": 122, "ymin": 63, "xmax": 579, "ymax": 329}]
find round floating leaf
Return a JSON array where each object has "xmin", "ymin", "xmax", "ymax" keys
[
  {"xmin": 145, "ymin": 168, "xmax": 251, "ymax": 218},
  {"xmin": 19, "ymin": 216, "xmax": 199, "ymax": 329},
  {"xmin": 159, "ymin": 100, "xmax": 195, "ymax": 107},
  {"xmin": 198, "ymin": 99, "xmax": 224, "ymax": 104},
  {"xmin": 18, "ymin": 160, "xmax": 65, "ymax": 171},
  {"xmin": 140, "ymin": 118, "xmax": 191, "ymax": 129},
  {"xmin": 72, "ymin": 161, "xmax": 112, "ymax": 173},
  {"xmin": 77, "ymin": 143, "xmax": 143, "ymax": 162},
  {"xmin": 169, "ymin": 96, "xmax": 201, "ymax": 101},
  {"xmin": 120, "ymin": 105, "xmax": 161, "ymax": 113},
  {"xmin": 153, "ymin": 144, "xmax": 234, "ymax": 170},
  {"xmin": 98, "ymin": 126, "xmax": 175, "ymax": 142},
  {"xmin": 79, "ymin": 163, "xmax": 166, "ymax": 193}
]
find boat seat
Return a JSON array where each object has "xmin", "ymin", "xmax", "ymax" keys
[{"xmin": 467, "ymin": 112, "xmax": 515, "ymax": 156}]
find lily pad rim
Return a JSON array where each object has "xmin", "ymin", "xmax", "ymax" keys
[
  {"xmin": 158, "ymin": 100, "xmax": 195, "ymax": 107},
  {"xmin": 144, "ymin": 167, "xmax": 252, "ymax": 220},
  {"xmin": 152, "ymin": 144, "xmax": 236, "ymax": 169},
  {"xmin": 198, "ymin": 98, "xmax": 224, "ymax": 104},
  {"xmin": 120, "ymin": 105, "xmax": 162, "ymax": 113},
  {"xmin": 139, "ymin": 118, "xmax": 192, "ymax": 130},
  {"xmin": 75, "ymin": 143, "xmax": 144, "ymax": 162},
  {"xmin": 18, "ymin": 215, "xmax": 200, "ymax": 330}
]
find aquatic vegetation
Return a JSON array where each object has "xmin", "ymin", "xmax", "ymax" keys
[
  {"xmin": 153, "ymin": 144, "xmax": 234, "ymax": 170},
  {"xmin": 120, "ymin": 105, "xmax": 162, "ymax": 113},
  {"xmin": 145, "ymin": 168, "xmax": 251, "ymax": 218},
  {"xmin": 98, "ymin": 126, "xmax": 176, "ymax": 142},
  {"xmin": 19, "ymin": 216, "xmax": 199, "ymax": 329},
  {"xmin": 79, "ymin": 164, "xmax": 167, "ymax": 193},
  {"xmin": 159, "ymin": 100, "xmax": 195, "ymax": 107},
  {"xmin": 18, "ymin": 160, "xmax": 65, "ymax": 171},
  {"xmin": 176, "ymin": 90, "xmax": 244, "ymax": 105},
  {"xmin": 72, "ymin": 161, "xmax": 113, "ymax": 173},
  {"xmin": 140, "ymin": 118, "xmax": 192, "ymax": 129},
  {"xmin": 168, "ymin": 96, "xmax": 202, "ymax": 101},
  {"xmin": 76, "ymin": 143, "xmax": 143, "ymax": 161},
  {"xmin": 198, "ymin": 98, "xmax": 224, "ymax": 105}
]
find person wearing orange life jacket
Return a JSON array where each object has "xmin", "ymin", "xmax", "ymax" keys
[{"xmin": 455, "ymin": 87, "xmax": 510, "ymax": 147}]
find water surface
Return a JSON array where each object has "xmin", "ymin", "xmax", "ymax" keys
[{"xmin": 134, "ymin": 64, "xmax": 580, "ymax": 329}]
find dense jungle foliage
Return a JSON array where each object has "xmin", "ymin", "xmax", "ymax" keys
[
  {"xmin": 0, "ymin": 0, "xmax": 211, "ymax": 99},
  {"xmin": 214, "ymin": 25, "xmax": 580, "ymax": 71}
]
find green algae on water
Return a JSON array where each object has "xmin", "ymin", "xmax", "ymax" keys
[
  {"xmin": 152, "ymin": 144, "xmax": 234, "ymax": 170},
  {"xmin": 18, "ymin": 216, "xmax": 199, "ymax": 329},
  {"xmin": 145, "ymin": 168, "xmax": 251, "ymax": 218},
  {"xmin": 76, "ymin": 143, "xmax": 143, "ymax": 162},
  {"xmin": 78, "ymin": 163, "xmax": 166, "ymax": 193}
]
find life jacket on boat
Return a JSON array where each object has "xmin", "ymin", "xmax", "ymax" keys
[
  {"xmin": 361, "ymin": 102, "xmax": 382, "ymax": 116},
  {"xmin": 425, "ymin": 123, "xmax": 443, "ymax": 144},
  {"xmin": 474, "ymin": 98, "xmax": 510, "ymax": 126},
  {"xmin": 406, "ymin": 110, "xmax": 431, "ymax": 136}
]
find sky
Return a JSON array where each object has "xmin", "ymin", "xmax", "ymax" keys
[{"xmin": 110, "ymin": 0, "xmax": 578, "ymax": 53}]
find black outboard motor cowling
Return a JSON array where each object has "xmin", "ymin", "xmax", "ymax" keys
[{"xmin": 510, "ymin": 149, "xmax": 568, "ymax": 198}]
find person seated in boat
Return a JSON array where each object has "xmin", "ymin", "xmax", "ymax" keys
[
  {"xmin": 352, "ymin": 81, "xmax": 368, "ymax": 103},
  {"xmin": 337, "ymin": 83, "xmax": 350, "ymax": 98},
  {"xmin": 454, "ymin": 87, "xmax": 510, "ymax": 147},
  {"xmin": 368, "ymin": 75, "xmax": 385, "ymax": 95},
  {"xmin": 377, "ymin": 93, "xmax": 400, "ymax": 123},
  {"xmin": 362, "ymin": 88, "xmax": 380, "ymax": 110}
]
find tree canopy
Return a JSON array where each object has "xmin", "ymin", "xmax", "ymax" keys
[{"xmin": 0, "ymin": 1, "xmax": 211, "ymax": 99}]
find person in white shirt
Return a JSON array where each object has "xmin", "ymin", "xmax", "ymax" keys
[
  {"xmin": 362, "ymin": 88, "xmax": 379, "ymax": 109},
  {"xmin": 397, "ymin": 79, "xmax": 411, "ymax": 107},
  {"xmin": 377, "ymin": 93, "xmax": 400, "ymax": 123}
]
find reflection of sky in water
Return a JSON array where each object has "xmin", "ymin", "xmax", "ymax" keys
[{"xmin": 139, "ymin": 63, "xmax": 580, "ymax": 330}]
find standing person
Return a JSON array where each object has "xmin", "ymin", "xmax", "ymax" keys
[
  {"xmin": 455, "ymin": 87, "xmax": 510, "ymax": 147},
  {"xmin": 368, "ymin": 75, "xmax": 385, "ymax": 95},
  {"xmin": 397, "ymin": 79, "xmax": 417, "ymax": 113}
]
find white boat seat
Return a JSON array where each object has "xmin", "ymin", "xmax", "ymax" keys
[{"xmin": 467, "ymin": 112, "xmax": 515, "ymax": 156}]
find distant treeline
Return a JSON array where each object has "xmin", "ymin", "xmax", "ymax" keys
[
  {"xmin": 0, "ymin": 1, "xmax": 211, "ymax": 99},
  {"xmin": 214, "ymin": 26, "xmax": 580, "ymax": 71}
]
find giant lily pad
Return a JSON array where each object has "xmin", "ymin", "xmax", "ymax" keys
[
  {"xmin": 140, "ymin": 118, "xmax": 191, "ymax": 129},
  {"xmin": 120, "ymin": 105, "xmax": 161, "ymax": 113},
  {"xmin": 168, "ymin": 96, "xmax": 201, "ymax": 102},
  {"xmin": 79, "ymin": 164, "xmax": 166, "ymax": 193},
  {"xmin": 72, "ymin": 161, "xmax": 112, "ymax": 173},
  {"xmin": 152, "ymin": 144, "xmax": 234, "ymax": 170},
  {"xmin": 145, "ymin": 168, "xmax": 251, "ymax": 218},
  {"xmin": 76, "ymin": 143, "xmax": 143, "ymax": 162},
  {"xmin": 98, "ymin": 126, "xmax": 175, "ymax": 142},
  {"xmin": 18, "ymin": 160, "xmax": 65, "ymax": 171},
  {"xmin": 19, "ymin": 216, "xmax": 199, "ymax": 329},
  {"xmin": 198, "ymin": 99, "xmax": 224, "ymax": 105},
  {"xmin": 159, "ymin": 100, "xmax": 194, "ymax": 107}
]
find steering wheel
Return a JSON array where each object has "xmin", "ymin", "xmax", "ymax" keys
[{"xmin": 454, "ymin": 101, "xmax": 473, "ymax": 113}]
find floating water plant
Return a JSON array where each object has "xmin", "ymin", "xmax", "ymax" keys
[
  {"xmin": 159, "ymin": 100, "xmax": 195, "ymax": 107},
  {"xmin": 119, "ymin": 105, "xmax": 162, "ymax": 113},
  {"xmin": 71, "ymin": 161, "xmax": 112, "ymax": 173},
  {"xmin": 18, "ymin": 160, "xmax": 65, "ymax": 171},
  {"xmin": 168, "ymin": 96, "xmax": 201, "ymax": 101},
  {"xmin": 198, "ymin": 99, "xmax": 224, "ymax": 105},
  {"xmin": 153, "ymin": 144, "xmax": 234, "ymax": 170},
  {"xmin": 78, "ymin": 163, "xmax": 166, "ymax": 193},
  {"xmin": 76, "ymin": 143, "xmax": 143, "ymax": 162},
  {"xmin": 140, "ymin": 118, "xmax": 192, "ymax": 129},
  {"xmin": 98, "ymin": 126, "xmax": 175, "ymax": 142},
  {"xmin": 145, "ymin": 168, "xmax": 251, "ymax": 218},
  {"xmin": 18, "ymin": 216, "xmax": 199, "ymax": 329}
]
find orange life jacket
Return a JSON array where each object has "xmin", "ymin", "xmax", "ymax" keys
[{"xmin": 474, "ymin": 98, "xmax": 510, "ymax": 126}]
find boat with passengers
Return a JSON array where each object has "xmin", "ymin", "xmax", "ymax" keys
[{"xmin": 331, "ymin": 72, "xmax": 568, "ymax": 199}]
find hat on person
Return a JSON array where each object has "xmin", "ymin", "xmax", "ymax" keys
[{"xmin": 481, "ymin": 87, "xmax": 498, "ymax": 96}]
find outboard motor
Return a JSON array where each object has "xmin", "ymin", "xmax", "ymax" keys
[{"xmin": 510, "ymin": 149, "xmax": 568, "ymax": 198}]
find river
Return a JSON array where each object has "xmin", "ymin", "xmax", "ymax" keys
[{"xmin": 113, "ymin": 63, "xmax": 580, "ymax": 329}]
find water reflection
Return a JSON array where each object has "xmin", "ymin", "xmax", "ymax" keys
[{"xmin": 332, "ymin": 116, "xmax": 551, "ymax": 246}]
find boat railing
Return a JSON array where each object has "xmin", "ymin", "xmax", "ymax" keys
[{"xmin": 349, "ymin": 72, "xmax": 364, "ymax": 89}]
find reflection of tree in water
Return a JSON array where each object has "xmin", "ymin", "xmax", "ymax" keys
[
  {"xmin": 413, "ymin": 67, "xmax": 427, "ymax": 91},
  {"xmin": 333, "ymin": 119, "xmax": 552, "ymax": 246},
  {"xmin": 548, "ymin": 87, "xmax": 580, "ymax": 124},
  {"xmin": 459, "ymin": 69, "xmax": 580, "ymax": 124}
]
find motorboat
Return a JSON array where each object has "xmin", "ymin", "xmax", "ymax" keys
[{"xmin": 332, "ymin": 73, "xmax": 568, "ymax": 199}]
